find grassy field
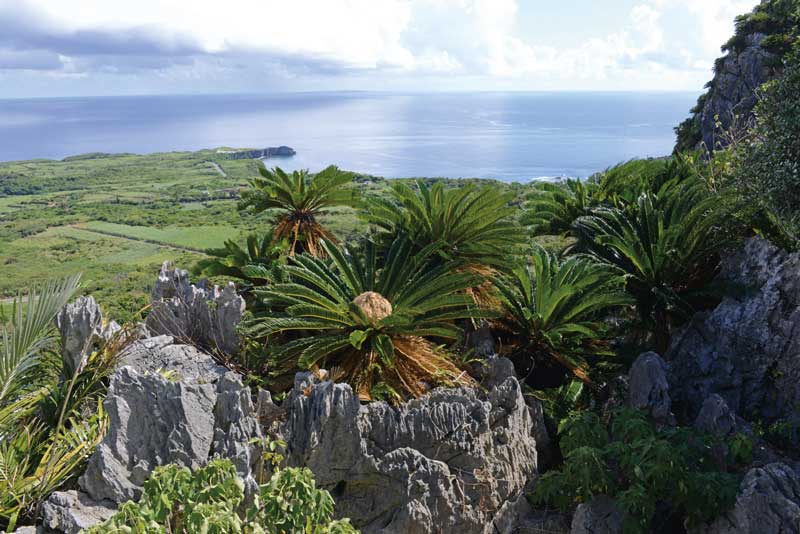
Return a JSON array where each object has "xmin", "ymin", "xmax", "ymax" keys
[{"xmin": 0, "ymin": 149, "xmax": 530, "ymax": 322}]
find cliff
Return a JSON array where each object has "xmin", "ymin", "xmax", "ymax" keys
[
  {"xmin": 217, "ymin": 146, "xmax": 296, "ymax": 160},
  {"xmin": 675, "ymin": 0, "xmax": 799, "ymax": 153}
]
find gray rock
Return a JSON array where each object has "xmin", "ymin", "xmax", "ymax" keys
[
  {"xmin": 80, "ymin": 358, "xmax": 262, "ymax": 504},
  {"xmin": 491, "ymin": 482, "xmax": 570, "ymax": 534},
  {"xmin": 56, "ymin": 296, "xmax": 118, "ymax": 373},
  {"xmin": 120, "ymin": 334, "xmax": 228, "ymax": 382},
  {"xmin": 571, "ymin": 496, "xmax": 624, "ymax": 534},
  {"xmin": 145, "ymin": 262, "xmax": 245, "ymax": 356},
  {"xmin": 694, "ymin": 394, "xmax": 737, "ymax": 437},
  {"xmin": 283, "ymin": 373, "xmax": 539, "ymax": 534},
  {"xmin": 694, "ymin": 463, "xmax": 800, "ymax": 534},
  {"xmin": 41, "ymin": 490, "xmax": 116, "ymax": 534},
  {"xmin": 480, "ymin": 356, "xmax": 517, "ymax": 389},
  {"xmin": 668, "ymin": 238, "xmax": 800, "ymax": 436},
  {"xmin": 699, "ymin": 33, "xmax": 779, "ymax": 151},
  {"xmin": 629, "ymin": 352, "xmax": 674, "ymax": 424}
]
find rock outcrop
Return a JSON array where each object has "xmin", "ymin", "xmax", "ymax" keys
[
  {"xmin": 79, "ymin": 340, "xmax": 262, "ymax": 505},
  {"xmin": 218, "ymin": 146, "xmax": 296, "ymax": 160},
  {"xmin": 56, "ymin": 296, "xmax": 120, "ymax": 372},
  {"xmin": 146, "ymin": 262, "xmax": 245, "ymax": 356},
  {"xmin": 41, "ymin": 491, "xmax": 116, "ymax": 534},
  {"xmin": 697, "ymin": 33, "xmax": 778, "ymax": 151},
  {"xmin": 693, "ymin": 463, "xmax": 800, "ymax": 534},
  {"xmin": 668, "ymin": 238, "xmax": 800, "ymax": 441},
  {"xmin": 283, "ymin": 372, "xmax": 539, "ymax": 534},
  {"xmin": 629, "ymin": 352, "xmax": 674, "ymax": 425},
  {"xmin": 570, "ymin": 496, "xmax": 624, "ymax": 534}
]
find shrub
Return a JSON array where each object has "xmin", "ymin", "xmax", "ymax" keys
[
  {"xmin": 246, "ymin": 236, "xmax": 487, "ymax": 402},
  {"xmin": 522, "ymin": 179, "xmax": 599, "ymax": 237},
  {"xmin": 238, "ymin": 166, "xmax": 359, "ymax": 257},
  {"xmin": 86, "ymin": 459, "xmax": 357, "ymax": 534},
  {"xmin": 492, "ymin": 245, "xmax": 631, "ymax": 387},
  {"xmin": 533, "ymin": 408, "xmax": 743, "ymax": 534}
]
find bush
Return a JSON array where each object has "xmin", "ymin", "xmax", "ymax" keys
[
  {"xmin": 533, "ymin": 408, "xmax": 744, "ymax": 534},
  {"xmin": 87, "ymin": 459, "xmax": 357, "ymax": 534},
  {"xmin": 730, "ymin": 48, "xmax": 800, "ymax": 236}
]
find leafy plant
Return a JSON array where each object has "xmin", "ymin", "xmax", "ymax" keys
[
  {"xmin": 239, "ymin": 166, "xmax": 359, "ymax": 257},
  {"xmin": 574, "ymin": 177, "xmax": 735, "ymax": 353},
  {"xmin": 362, "ymin": 180, "xmax": 525, "ymax": 269},
  {"xmin": 247, "ymin": 236, "xmax": 487, "ymax": 401},
  {"xmin": 492, "ymin": 244, "xmax": 631, "ymax": 387},
  {"xmin": 1, "ymin": 277, "xmax": 127, "ymax": 531},
  {"xmin": 86, "ymin": 459, "xmax": 357, "ymax": 534},
  {"xmin": 522, "ymin": 179, "xmax": 599, "ymax": 237},
  {"xmin": 534, "ymin": 408, "xmax": 742, "ymax": 534},
  {"xmin": 194, "ymin": 232, "xmax": 287, "ymax": 288}
]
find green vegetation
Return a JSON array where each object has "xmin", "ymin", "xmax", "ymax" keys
[
  {"xmin": 247, "ymin": 237, "xmax": 486, "ymax": 402},
  {"xmin": 0, "ymin": 277, "xmax": 123, "ymax": 530},
  {"xmin": 534, "ymin": 408, "xmax": 746, "ymax": 534},
  {"xmin": 87, "ymin": 459, "xmax": 357, "ymax": 534},
  {"xmin": 239, "ymin": 166, "xmax": 360, "ymax": 257},
  {"xmin": 492, "ymin": 245, "xmax": 631, "ymax": 386}
]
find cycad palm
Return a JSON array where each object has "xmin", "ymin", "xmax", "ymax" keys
[
  {"xmin": 493, "ymin": 245, "xmax": 631, "ymax": 387},
  {"xmin": 239, "ymin": 166, "xmax": 359, "ymax": 257},
  {"xmin": 0, "ymin": 277, "xmax": 124, "ymax": 529},
  {"xmin": 522, "ymin": 179, "xmax": 599, "ymax": 237},
  {"xmin": 574, "ymin": 177, "xmax": 735, "ymax": 352},
  {"xmin": 194, "ymin": 232, "xmax": 285, "ymax": 287},
  {"xmin": 248, "ymin": 237, "xmax": 488, "ymax": 402},
  {"xmin": 362, "ymin": 180, "xmax": 525, "ymax": 268}
]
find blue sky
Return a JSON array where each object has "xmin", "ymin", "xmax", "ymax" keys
[{"xmin": 0, "ymin": 0, "xmax": 759, "ymax": 98}]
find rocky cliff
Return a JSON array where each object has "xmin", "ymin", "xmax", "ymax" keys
[{"xmin": 674, "ymin": 0, "xmax": 798, "ymax": 153}]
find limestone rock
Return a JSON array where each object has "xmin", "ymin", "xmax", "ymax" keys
[
  {"xmin": 120, "ymin": 334, "xmax": 228, "ymax": 382},
  {"xmin": 571, "ymin": 496, "xmax": 624, "ymax": 534},
  {"xmin": 283, "ymin": 373, "xmax": 539, "ymax": 534},
  {"xmin": 695, "ymin": 463, "xmax": 800, "ymax": 534},
  {"xmin": 145, "ymin": 262, "xmax": 245, "ymax": 355},
  {"xmin": 694, "ymin": 394, "xmax": 738, "ymax": 437},
  {"xmin": 56, "ymin": 296, "xmax": 118, "ymax": 373},
  {"xmin": 629, "ymin": 352, "xmax": 674, "ymax": 425},
  {"xmin": 41, "ymin": 490, "xmax": 116, "ymax": 534},
  {"xmin": 668, "ymin": 238, "xmax": 800, "ymax": 437},
  {"xmin": 80, "ymin": 344, "xmax": 262, "ymax": 504}
]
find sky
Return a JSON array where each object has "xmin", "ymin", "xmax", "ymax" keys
[{"xmin": 0, "ymin": 0, "xmax": 760, "ymax": 98}]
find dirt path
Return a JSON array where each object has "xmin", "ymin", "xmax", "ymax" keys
[
  {"xmin": 208, "ymin": 162, "xmax": 227, "ymax": 177},
  {"xmin": 67, "ymin": 225, "xmax": 209, "ymax": 254}
]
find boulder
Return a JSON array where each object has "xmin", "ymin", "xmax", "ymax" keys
[
  {"xmin": 41, "ymin": 491, "xmax": 116, "ymax": 534},
  {"xmin": 571, "ymin": 496, "xmax": 624, "ymax": 534},
  {"xmin": 694, "ymin": 463, "xmax": 800, "ymax": 534},
  {"xmin": 80, "ymin": 340, "xmax": 262, "ymax": 504},
  {"xmin": 629, "ymin": 352, "xmax": 674, "ymax": 425},
  {"xmin": 668, "ymin": 238, "xmax": 800, "ymax": 437},
  {"xmin": 283, "ymin": 373, "xmax": 539, "ymax": 534},
  {"xmin": 56, "ymin": 296, "xmax": 119, "ymax": 373},
  {"xmin": 145, "ymin": 262, "xmax": 245, "ymax": 355},
  {"xmin": 694, "ymin": 394, "xmax": 738, "ymax": 437}
]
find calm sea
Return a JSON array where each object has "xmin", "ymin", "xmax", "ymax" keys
[{"xmin": 0, "ymin": 92, "xmax": 696, "ymax": 181}]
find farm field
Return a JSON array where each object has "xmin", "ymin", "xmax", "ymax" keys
[{"xmin": 0, "ymin": 148, "xmax": 527, "ymax": 322}]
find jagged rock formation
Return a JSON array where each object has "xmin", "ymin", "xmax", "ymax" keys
[
  {"xmin": 40, "ymin": 491, "xmax": 116, "ymax": 534},
  {"xmin": 571, "ymin": 496, "xmax": 624, "ymax": 534},
  {"xmin": 55, "ymin": 295, "xmax": 120, "ymax": 372},
  {"xmin": 78, "ymin": 337, "xmax": 262, "ymax": 504},
  {"xmin": 629, "ymin": 352, "xmax": 675, "ymax": 426},
  {"xmin": 217, "ymin": 146, "xmax": 296, "ymax": 160},
  {"xmin": 668, "ymin": 238, "xmax": 800, "ymax": 443},
  {"xmin": 675, "ymin": 0, "xmax": 799, "ymax": 152},
  {"xmin": 692, "ymin": 463, "xmax": 800, "ymax": 534},
  {"xmin": 694, "ymin": 394, "xmax": 739, "ymax": 437},
  {"xmin": 282, "ymin": 372, "xmax": 539, "ymax": 534},
  {"xmin": 146, "ymin": 262, "xmax": 245, "ymax": 355}
]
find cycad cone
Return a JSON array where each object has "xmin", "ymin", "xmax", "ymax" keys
[{"xmin": 353, "ymin": 291, "xmax": 392, "ymax": 321}]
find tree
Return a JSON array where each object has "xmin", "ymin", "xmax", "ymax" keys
[
  {"xmin": 247, "ymin": 236, "xmax": 489, "ymax": 402},
  {"xmin": 239, "ymin": 166, "xmax": 359, "ymax": 257}
]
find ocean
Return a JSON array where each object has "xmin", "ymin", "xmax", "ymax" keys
[{"xmin": 0, "ymin": 91, "xmax": 697, "ymax": 181}]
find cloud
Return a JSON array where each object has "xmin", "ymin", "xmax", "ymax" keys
[{"xmin": 0, "ymin": 0, "xmax": 762, "ymax": 93}]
